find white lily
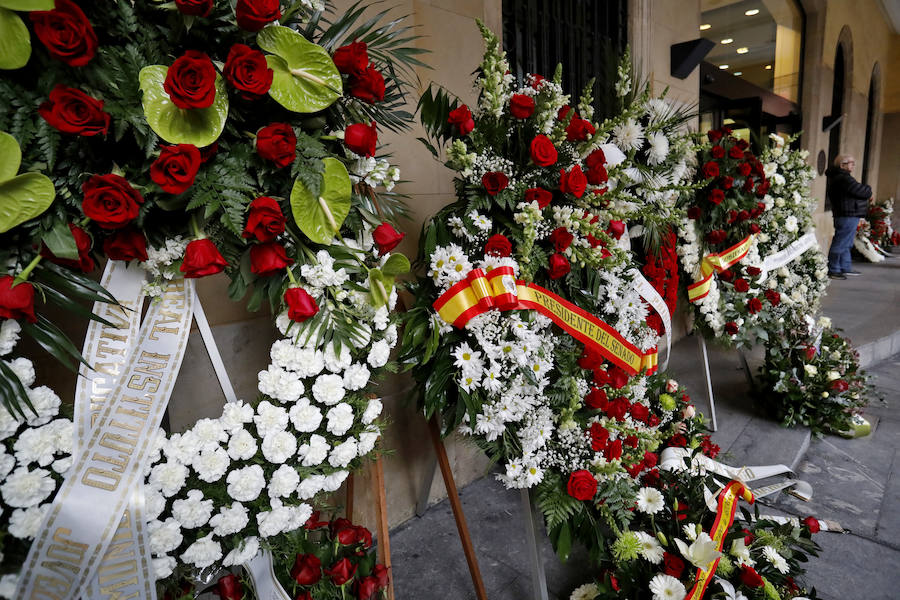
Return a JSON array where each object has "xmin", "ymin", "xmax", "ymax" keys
[
  {"xmin": 674, "ymin": 532, "xmax": 722, "ymax": 569},
  {"xmin": 729, "ymin": 537, "xmax": 755, "ymax": 567},
  {"xmin": 716, "ymin": 578, "xmax": 748, "ymax": 600}
]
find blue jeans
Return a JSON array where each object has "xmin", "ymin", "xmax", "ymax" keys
[{"xmin": 828, "ymin": 216, "xmax": 859, "ymax": 273}]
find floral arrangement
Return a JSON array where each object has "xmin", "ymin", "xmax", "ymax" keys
[
  {"xmin": 401, "ymin": 21, "xmax": 701, "ymax": 565},
  {"xmin": 0, "ymin": 0, "xmax": 420, "ymax": 596},
  {"xmin": 680, "ymin": 134, "xmax": 827, "ymax": 347},
  {"xmin": 855, "ymin": 199, "xmax": 895, "ymax": 262},
  {"xmin": 757, "ymin": 317, "xmax": 873, "ymax": 436},
  {"xmin": 567, "ymin": 454, "xmax": 822, "ymax": 600}
]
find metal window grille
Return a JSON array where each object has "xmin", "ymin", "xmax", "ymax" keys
[{"xmin": 502, "ymin": 0, "xmax": 627, "ymax": 110}]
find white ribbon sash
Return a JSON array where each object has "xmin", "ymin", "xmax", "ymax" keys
[
  {"xmin": 18, "ymin": 276, "xmax": 195, "ymax": 600},
  {"xmin": 758, "ymin": 230, "xmax": 818, "ymax": 280},
  {"xmin": 629, "ymin": 268, "xmax": 672, "ymax": 372},
  {"xmin": 244, "ymin": 552, "xmax": 292, "ymax": 600}
]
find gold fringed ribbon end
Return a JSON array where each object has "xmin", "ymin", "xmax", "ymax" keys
[{"xmin": 687, "ymin": 234, "xmax": 756, "ymax": 304}]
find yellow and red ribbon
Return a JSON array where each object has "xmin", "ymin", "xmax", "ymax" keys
[
  {"xmin": 687, "ymin": 234, "xmax": 756, "ymax": 303},
  {"xmin": 433, "ymin": 266, "xmax": 657, "ymax": 375},
  {"xmin": 684, "ymin": 480, "xmax": 755, "ymax": 600}
]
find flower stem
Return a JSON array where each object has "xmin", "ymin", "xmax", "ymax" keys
[
  {"xmin": 14, "ymin": 254, "xmax": 43, "ymax": 286},
  {"xmin": 190, "ymin": 214, "xmax": 205, "ymax": 239},
  {"xmin": 285, "ymin": 266, "xmax": 297, "ymax": 286}
]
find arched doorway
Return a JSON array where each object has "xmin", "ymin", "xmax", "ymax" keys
[
  {"xmin": 862, "ymin": 63, "xmax": 880, "ymax": 185},
  {"xmin": 827, "ymin": 42, "xmax": 845, "ymax": 170}
]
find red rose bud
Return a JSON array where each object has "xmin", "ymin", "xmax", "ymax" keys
[
  {"xmin": 549, "ymin": 227, "xmax": 574, "ymax": 252},
  {"xmin": 481, "ymin": 171, "xmax": 509, "ymax": 196},
  {"xmin": 243, "ymin": 196, "xmax": 286, "ymax": 242},
  {"xmin": 180, "ymin": 239, "xmax": 228, "ymax": 278},
  {"xmin": 604, "ymin": 438, "xmax": 623, "ymax": 460},
  {"xmin": 39, "ymin": 85, "xmax": 110, "ymax": 137},
  {"xmin": 559, "ymin": 165, "xmax": 587, "ymax": 198},
  {"xmin": 284, "ymin": 287, "xmax": 319, "ymax": 322},
  {"xmin": 733, "ymin": 278, "xmax": 749, "ymax": 293},
  {"xmin": 82, "ymin": 174, "xmax": 144, "ymax": 229},
  {"xmin": 333, "ymin": 41, "xmax": 369, "ymax": 75},
  {"xmin": 705, "ymin": 229, "xmax": 727, "ymax": 244},
  {"xmin": 30, "ymin": 0, "xmax": 97, "ymax": 67},
  {"xmin": 607, "ymin": 220, "xmax": 625, "ymax": 240},
  {"xmin": 738, "ymin": 162, "xmax": 752, "ymax": 177},
  {"xmin": 724, "ymin": 321, "xmax": 739, "ymax": 335},
  {"xmin": 330, "ymin": 517, "xmax": 354, "ymax": 536},
  {"xmin": 484, "ymin": 234, "xmax": 512, "ymax": 257},
  {"xmin": 214, "ymin": 574, "xmax": 243, "ymax": 600},
  {"xmin": 41, "ymin": 224, "xmax": 94, "ymax": 272},
  {"xmin": 669, "ymin": 434, "xmax": 688, "ymax": 448},
  {"xmin": 547, "ymin": 252, "xmax": 570, "ymax": 280},
  {"xmin": 355, "ymin": 576, "xmax": 380, "ymax": 600},
  {"xmin": 675, "ymin": 501, "xmax": 689, "ymax": 520},
  {"xmin": 720, "ymin": 269, "xmax": 735, "ymax": 282},
  {"xmin": 708, "ymin": 189, "xmax": 725, "ymax": 205},
  {"xmin": 324, "ymin": 558, "xmax": 357, "ymax": 586},
  {"xmin": 803, "ymin": 516, "xmax": 821, "ymax": 533},
  {"xmin": 746, "ymin": 266, "xmax": 762, "ymax": 276},
  {"xmin": 355, "ymin": 525, "xmax": 373, "ymax": 549},
  {"xmin": 305, "ymin": 510, "xmax": 329, "ymax": 530},
  {"xmin": 250, "ymin": 242, "xmax": 294, "ymax": 276},
  {"xmin": 524, "ymin": 187, "xmax": 553, "ymax": 209},
  {"xmin": 373, "ymin": 222, "xmax": 405, "ymax": 255},
  {"xmin": 151, "ymin": 144, "xmax": 202, "ymax": 194},
  {"xmin": 643, "ymin": 451, "xmax": 658, "ymax": 469},
  {"xmin": 701, "ymin": 161, "xmax": 720, "ymax": 179},
  {"xmin": 662, "ymin": 552, "xmax": 684, "ymax": 578},
  {"xmin": 557, "ymin": 105, "xmax": 573, "ymax": 121},
  {"xmin": 103, "ymin": 228, "xmax": 148, "ymax": 262},
  {"xmin": 710, "ymin": 145, "xmax": 725, "ymax": 159},
  {"xmin": 225, "ymin": 44, "xmax": 274, "ymax": 100},
  {"xmin": 0, "ymin": 276, "xmax": 37, "ymax": 323},
  {"xmin": 608, "ymin": 366, "xmax": 629, "ymax": 389},
  {"xmin": 235, "ymin": 0, "xmax": 281, "ymax": 31},
  {"xmin": 529, "ymin": 134, "xmax": 558, "ymax": 167},
  {"xmin": 720, "ymin": 175, "xmax": 734, "ymax": 189},
  {"xmin": 708, "ymin": 129, "xmax": 723, "ymax": 142},
  {"xmin": 291, "ymin": 553, "xmax": 322, "ymax": 586},
  {"xmin": 747, "ymin": 297, "xmax": 763, "ymax": 314},
  {"xmin": 584, "ymin": 388, "xmax": 608, "ymax": 410},
  {"xmin": 337, "ymin": 526, "xmax": 360, "ymax": 545},
  {"xmin": 740, "ymin": 565, "xmax": 765, "ymax": 588},
  {"xmin": 585, "ymin": 148, "xmax": 606, "ymax": 170},
  {"xmin": 687, "ymin": 206, "xmax": 702, "ymax": 220},
  {"xmin": 349, "ymin": 64, "xmax": 386, "ymax": 104},
  {"xmin": 373, "ymin": 564, "xmax": 390, "ymax": 590},
  {"xmin": 588, "ymin": 422, "xmax": 609, "ymax": 451},
  {"xmin": 728, "ymin": 144, "xmax": 745, "ymax": 159},
  {"xmin": 566, "ymin": 470, "xmax": 597, "ymax": 501},
  {"xmin": 295, "ymin": 592, "xmax": 313, "ymax": 600},
  {"xmin": 606, "ymin": 397, "xmax": 629, "ymax": 421},
  {"xmin": 565, "ymin": 117, "xmax": 596, "ymax": 142},
  {"xmin": 344, "ymin": 121, "xmax": 378, "ymax": 157},
  {"xmin": 176, "ymin": 0, "xmax": 213, "ymax": 16},
  {"xmin": 829, "ymin": 379, "xmax": 849, "ymax": 392},
  {"xmin": 509, "ymin": 94, "xmax": 535, "ymax": 119},
  {"xmin": 447, "ymin": 104, "xmax": 474, "ymax": 136},
  {"xmin": 630, "ymin": 403, "xmax": 649, "ymax": 423},
  {"xmin": 257, "ymin": 123, "xmax": 297, "ymax": 168},
  {"xmin": 749, "ymin": 223, "xmax": 761, "ymax": 234},
  {"xmin": 164, "ymin": 50, "xmax": 217, "ymax": 109},
  {"xmin": 727, "ymin": 209, "xmax": 739, "ymax": 224},
  {"xmin": 764, "ymin": 289, "xmax": 780, "ymax": 306}
]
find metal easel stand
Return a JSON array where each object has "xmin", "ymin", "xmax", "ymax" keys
[
  {"xmin": 695, "ymin": 333, "xmax": 718, "ymax": 432},
  {"xmin": 520, "ymin": 489, "xmax": 550, "ymax": 600}
]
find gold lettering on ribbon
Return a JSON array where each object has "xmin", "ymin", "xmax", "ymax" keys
[
  {"xmin": 30, "ymin": 529, "xmax": 89, "ymax": 599},
  {"xmin": 95, "ymin": 511, "xmax": 139, "ymax": 600}
]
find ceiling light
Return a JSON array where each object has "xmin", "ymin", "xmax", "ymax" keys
[
  {"xmin": 721, "ymin": 38, "xmax": 734, "ymax": 44},
  {"xmin": 719, "ymin": 64, "xmax": 730, "ymax": 69},
  {"xmin": 745, "ymin": 9, "xmax": 760, "ymax": 16},
  {"xmin": 736, "ymin": 47, "xmax": 748, "ymax": 54},
  {"xmin": 765, "ymin": 64, "xmax": 772, "ymax": 70},
  {"xmin": 734, "ymin": 71, "xmax": 743, "ymax": 76},
  {"xmin": 700, "ymin": 23, "xmax": 711, "ymax": 30}
]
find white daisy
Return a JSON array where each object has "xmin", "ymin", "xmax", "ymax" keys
[
  {"xmin": 636, "ymin": 487, "xmax": 665, "ymax": 515},
  {"xmin": 648, "ymin": 573, "xmax": 686, "ymax": 600},
  {"xmin": 635, "ymin": 531, "xmax": 664, "ymax": 564},
  {"xmin": 647, "ymin": 132, "xmax": 670, "ymax": 165},
  {"xmin": 612, "ymin": 118, "xmax": 644, "ymax": 152},
  {"xmin": 569, "ymin": 582, "xmax": 599, "ymax": 600},
  {"xmin": 762, "ymin": 545, "xmax": 789, "ymax": 573}
]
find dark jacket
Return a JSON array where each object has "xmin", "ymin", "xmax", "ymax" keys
[{"xmin": 825, "ymin": 166, "xmax": 871, "ymax": 217}]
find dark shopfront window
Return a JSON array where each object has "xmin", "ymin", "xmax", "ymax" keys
[{"xmin": 502, "ymin": 0, "xmax": 627, "ymax": 119}]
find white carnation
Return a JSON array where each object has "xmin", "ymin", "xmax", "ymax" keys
[
  {"xmin": 289, "ymin": 401, "xmax": 323, "ymax": 433},
  {"xmin": 13, "ymin": 424, "xmax": 59, "ymax": 467},
  {"xmin": 192, "ymin": 418, "xmax": 228, "ymax": 448},
  {"xmin": 256, "ymin": 501, "xmax": 293, "ymax": 538},
  {"xmin": 258, "ymin": 365, "xmax": 304, "ymax": 403},
  {"xmin": 342, "ymin": 363, "xmax": 370, "ymax": 391},
  {"xmin": 296, "ymin": 474, "xmax": 325, "ymax": 499},
  {"xmin": 192, "ymin": 446, "xmax": 230, "ymax": 483},
  {"xmin": 362, "ymin": 399, "xmax": 383, "ymax": 425},
  {"xmin": 149, "ymin": 461, "xmax": 189, "ymax": 497},
  {"xmin": 312, "ymin": 374, "xmax": 345, "ymax": 406},
  {"xmin": 0, "ymin": 406, "xmax": 22, "ymax": 442},
  {"xmin": 373, "ymin": 306, "xmax": 389, "ymax": 330},
  {"xmin": 298, "ymin": 434, "xmax": 329, "ymax": 467},
  {"xmin": 144, "ymin": 486, "xmax": 166, "ymax": 521},
  {"xmin": 253, "ymin": 401, "xmax": 289, "ymax": 436},
  {"xmin": 328, "ymin": 438, "xmax": 358, "ymax": 468},
  {"xmin": 222, "ymin": 536, "xmax": 259, "ymax": 567},
  {"xmin": 367, "ymin": 339, "xmax": 390, "ymax": 368},
  {"xmin": 261, "ymin": 430, "xmax": 297, "ymax": 464},
  {"xmin": 9, "ymin": 505, "xmax": 49, "ymax": 539},
  {"xmin": 180, "ymin": 533, "xmax": 222, "ymax": 568},
  {"xmin": 25, "ymin": 386, "xmax": 61, "ymax": 427},
  {"xmin": 220, "ymin": 401, "xmax": 254, "ymax": 432},
  {"xmin": 324, "ymin": 343, "xmax": 352, "ymax": 373},
  {"xmin": 227, "ymin": 428, "xmax": 258, "ymax": 461},
  {"xmin": 268, "ymin": 464, "xmax": 300, "ymax": 498},
  {"xmin": 1, "ymin": 466, "xmax": 56, "ymax": 508},
  {"xmin": 171, "ymin": 489, "xmax": 213, "ymax": 528},
  {"xmin": 209, "ymin": 502, "xmax": 250, "ymax": 536},
  {"xmin": 384, "ymin": 324, "xmax": 398, "ymax": 346},
  {"xmin": 148, "ymin": 517, "xmax": 183, "ymax": 554},
  {"xmin": 5, "ymin": 357, "xmax": 35, "ymax": 387},
  {"xmin": 226, "ymin": 464, "xmax": 265, "ymax": 502},
  {"xmin": 322, "ymin": 470, "xmax": 349, "ymax": 492},
  {"xmin": 326, "ymin": 403, "xmax": 355, "ymax": 436},
  {"xmin": 0, "ymin": 448, "xmax": 14, "ymax": 480},
  {"xmin": 358, "ymin": 430, "xmax": 379, "ymax": 455},
  {"xmin": 152, "ymin": 556, "xmax": 176, "ymax": 580},
  {"xmin": 0, "ymin": 319, "xmax": 21, "ymax": 356},
  {"xmin": 292, "ymin": 347, "xmax": 325, "ymax": 378},
  {"xmin": 164, "ymin": 431, "xmax": 199, "ymax": 463}
]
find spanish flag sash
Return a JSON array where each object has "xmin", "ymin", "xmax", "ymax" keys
[
  {"xmin": 687, "ymin": 234, "xmax": 756, "ymax": 303},
  {"xmin": 433, "ymin": 266, "xmax": 657, "ymax": 376}
]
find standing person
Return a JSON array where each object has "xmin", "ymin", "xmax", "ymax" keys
[{"xmin": 825, "ymin": 154, "xmax": 872, "ymax": 279}]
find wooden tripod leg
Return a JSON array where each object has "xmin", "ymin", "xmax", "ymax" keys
[
  {"xmin": 372, "ymin": 453, "xmax": 395, "ymax": 600},
  {"xmin": 427, "ymin": 417, "xmax": 488, "ymax": 600},
  {"xmin": 345, "ymin": 472, "xmax": 355, "ymax": 522}
]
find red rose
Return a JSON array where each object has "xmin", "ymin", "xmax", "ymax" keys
[
  {"xmin": 215, "ymin": 574, "xmax": 243, "ymax": 600},
  {"xmin": 749, "ymin": 223, "xmax": 761, "ymax": 234},
  {"xmin": 180, "ymin": 239, "xmax": 228, "ymax": 278},
  {"xmin": 756, "ymin": 180, "xmax": 770, "ymax": 197},
  {"xmin": 747, "ymin": 297, "xmax": 763, "ymax": 314},
  {"xmin": 30, "ymin": 0, "xmax": 97, "ymax": 67},
  {"xmin": 708, "ymin": 129, "xmax": 723, "ymax": 142},
  {"xmin": 547, "ymin": 253, "xmax": 570, "ymax": 279},
  {"xmin": 224, "ymin": 44, "xmax": 274, "ymax": 100},
  {"xmin": 524, "ymin": 187, "xmax": 553, "ymax": 209},
  {"xmin": 558, "ymin": 105, "xmax": 573, "ymax": 121},
  {"xmin": 702, "ymin": 161, "xmax": 720, "ymax": 179},
  {"xmin": 355, "ymin": 576, "xmax": 380, "ymax": 600},
  {"xmin": 706, "ymin": 229, "xmax": 727, "ymax": 244},
  {"xmin": 373, "ymin": 222, "xmax": 405, "ymax": 255},
  {"xmin": 803, "ymin": 516, "xmax": 821, "ymax": 533},
  {"xmin": 549, "ymin": 227, "xmax": 573, "ymax": 252},
  {"xmin": 700, "ymin": 435, "xmax": 720, "ymax": 458},
  {"xmin": 742, "ymin": 176, "xmax": 755, "ymax": 192},
  {"xmin": 710, "ymin": 145, "xmax": 725, "ymax": 159},
  {"xmin": 164, "ymin": 50, "xmax": 217, "ymax": 109},
  {"xmin": 243, "ymin": 196, "xmax": 285, "ymax": 242},
  {"xmin": 257, "ymin": 123, "xmax": 297, "ymax": 168},
  {"xmin": 662, "ymin": 552, "xmax": 685, "ymax": 578},
  {"xmin": 727, "ymin": 209, "xmax": 739, "ymax": 224},
  {"xmin": 529, "ymin": 135, "xmax": 558, "ymax": 167},
  {"xmin": 829, "ymin": 379, "xmax": 849, "ymax": 392},
  {"xmin": 295, "ymin": 592, "xmax": 313, "ymax": 600},
  {"xmin": 604, "ymin": 438, "xmax": 623, "ymax": 460},
  {"xmin": 250, "ymin": 242, "xmax": 293, "ymax": 276},
  {"xmin": 284, "ymin": 287, "xmax": 319, "ymax": 322},
  {"xmin": 588, "ymin": 422, "xmax": 609, "ymax": 452},
  {"xmin": 608, "ymin": 366, "xmax": 629, "ymax": 389},
  {"xmin": 740, "ymin": 565, "xmax": 765, "ymax": 588},
  {"xmin": 643, "ymin": 451, "xmax": 658, "ymax": 469},
  {"xmin": 509, "ymin": 94, "xmax": 535, "ymax": 119},
  {"xmin": 584, "ymin": 388, "xmax": 608, "ymax": 410},
  {"xmin": 585, "ymin": 151, "xmax": 608, "ymax": 185},
  {"xmin": 687, "ymin": 206, "xmax": 701, "ymax": 219},
  {"xmin": 559, "ymin": 165, "xmax": 587, "ymax": 198},
  {"xmin": 530, "ymin": 74, "xmax": 546, "ymax": 89},
  {"xmin": 81, "ymin": 174, "xmax": 144, "ymax": 229},
  {"xmin": 566, "ymin": 117, "xmax": 596, "ymax": 142},
  {"xmin": 737, "ymin": 163, "xmax": 752, "ymax": 177},
  {"xmin": 630, "ymin": 403, "xmax": 649, "ymax": 423},
  {"xmin": 728, "ymin": 145, "xmax": 744, "ymax": 159},
  {"xmin": 150, "ymin": 144, "xmax": 201, "ymax": 194},
  {"xmin": 175, "ymin": 0, "xmax": 213, "ymax": 16},
  {"xmin": 41, "ymin": 223, "xmax": 94, "ymax": 272},
  {"xmin": 669, "ymin": 434, "xmax": 688, "ymax": 447},
  {"xmin": 0, "ymin": 276, "xmax": 37, "ymax": 323},
  {"xmin": 324, "ymin": 558, "xmax": 357, "ymax": 586},
  {"xmin": 764, "ymin": 289, "xmax": 780, "ymax": 306},
  {"xmin": 566, "ymin": 470, "xmax": 597, "ymax": 501},
  {"xmin": 235, "ymin": 0, "xmax": 281, "ymax": 31},
  {"xmin": 736, "ymin": 138, "xmax": 749, "ymax": 150},
  {"xmin": 484, "ymin": 234, "xmax": 512, "ymax": 257},
  {"xmin": 330, "ymin": 518, "xmax": 353, "ymax": 536},
  {"xmin": 746, "ymin": 266, "xmax": 761, "ymax": 276},
  {"xmin": 720, "ymin": 175, "xmax": 734, "ymax": 189},
  {"xmin": 708, "ymin": 189, "xmax": 725, "ymax": 205},
  {"xmin": 373, "ymin": 564, "xmax": 390, "ymax": 590},
  {"xmin": 349, "ymin": 64, "xmax": 385, "ymax": 104},
  {"xmin": 725, "ymin": 321, "xmax": 739, "ymax": 335},
  {"xmin": 305, "ymin": 510, "xmax": 329, "ymax": 530},
  {"xmin": 804, "ymin": 346, "xmax": 817, "ymax": 360},
  {"xmin": 291, "ymin": 553, "xmax": 322, "ymax": 586},
  {"xmin": 39, "ymin": 85, "xmax": 110, "ymax": 137},
  {"xmin": 333, "ymin": 41, "xmax": 369, "ymax": 75},
  {"xmin": 733, "ymin": 278, "xmax": 749, "ymax": 293},
  {"xmin": 607, "ymin": 220, "xmax": 625, "ymax": 240},
  {"xmin": 447, "ymin": 105, "xmax": 474, "ymax": 136},
  {"xmin": 482, "ymin": 172, "xmax": 509, "ymax": 196},
  {"xmin": 606, "ymin": 397, "xmax": 630, "ymax": 421},
  {"xmin": 345, "ymin": 121, "xmax": 378, "ymax": 157},
  {"xmin": 585, "ymin": 148, "xmax": 606, "ymax": 170},
  {"xmin": 103, "ymin": 228, "xmax": 148, "ymax": 262}
]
